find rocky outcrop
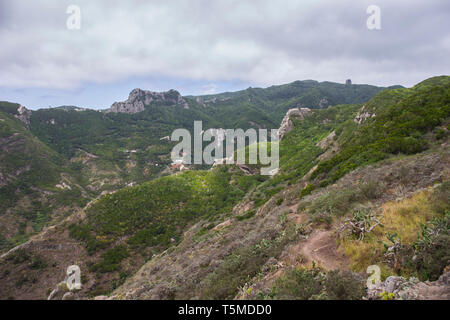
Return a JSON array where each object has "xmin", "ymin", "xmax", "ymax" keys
[
  {"xmin": 47, "ymin": 266, "xmax": 83, "ymax": 300},
  {"xmin": 47, "ymin": 281, "xmax": 82, "ymax": 300},
  {"xmin": 367, "ymin": 272, "xmax": 450, "ymax": 300},
  {"xmin": 353, "ymin": 105, "xmax": 375, "ymax": 124},
  {"xmin": 107, "ymin": 88, "xmax": 189, "ymax": 114},
  {"xmin": 319, "ymin": 98, "xmax": 329, "ymax": 109},
  {"xmin": 316, "ymin": 130, "xmax": 336, "ymax": 149},
  {"xmin": 14, "ymin": 105, "xmax": 32, "ymax": 127},
  {"xmin": 278, "ymin": 108, "xmax": 312, "ymax": 139}
]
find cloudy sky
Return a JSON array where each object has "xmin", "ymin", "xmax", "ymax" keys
[{"xmin": 0, "ymin": 0, "xmax": 449, "ymax": 109}]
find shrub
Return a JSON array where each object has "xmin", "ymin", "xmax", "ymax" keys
[
  {"xmin": 434, "ymin": 127, "xmax": 446, "ymax": 140},
  {"xmin": 358, "ymin": 181, "xmax": 382, "ymax": 200},
  {"xmin": 89, "ymin": 245, "xmax": 129, "ymax": 273},
  {"xmin": 271, "ymin": 268, "xmax": 366, "ymax": 300},
  {"xmin": 429, "ymin": 181, "xmax": 450, "ymax": 215},
  {"xmin": 29, "ymin": 255, "xmax": 47, "ymax": 270},
  {"xmin": 324, "ymin": 270, "xmax": 366, "ymax": 300},
  {"xmin": 273, "ymin": 267, "xmax": 324, "ymax": 300},
  {"xmin": 380, "ymin": 292, "xmax": 396, "ymax": 300},
  {"xmin": 300, "ymin": 184, "xmax": 315, "ymax": 198},
  {"xmin": 8, "ymin": 249, "xmax": 30, "ymax": 264},
  {"xmin": 200, "ymin": 227, "xmax": 298, "ymax": 299},
  {"xmin": 410, "ymin": 212, "xmax": 450, "ymax": 281},
  {"xmin": 236, "ymin": 210, "xmax": 256, "ymax": 221},
  {"xmin": 308, "ymin": 188, "xmax": 359, "ymax": 219}
]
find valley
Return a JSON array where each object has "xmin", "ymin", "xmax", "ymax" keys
[{"xmin": 0, "ymin": 76, "xmax": 448, "ymax": 300}]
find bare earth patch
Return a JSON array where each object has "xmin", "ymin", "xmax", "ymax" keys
[{"xmin": 300, "ymin": 230, "xmax": 349, "ymax": 271}]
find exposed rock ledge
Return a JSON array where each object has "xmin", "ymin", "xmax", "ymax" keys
[
  {"xmin": 107, "ymin": 88, "xmax": 189, "ymax": 114},
  {"xmin": 367, "ymin": 271, "xmax": 450, "ymax": 300},
  {"xmin": 353, "ymin": 105, "xmax": 375, "ymax": 124},
  {"xmin": 277, "ymin": 108, "xmax": 312, "ymax": 139},
  {"xmin": 14, "ymin": 105, "xmax": 32, "ymax": 127}
]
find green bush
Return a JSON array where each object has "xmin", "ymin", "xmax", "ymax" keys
[
  {"xmin": 358, "ymin": 181, "xmax": 383, "ymax": 200},
  {"xmin": 29, "ymin": 255, "xmax": 47, "ymax": 270},
  {"xmin": 236, "ymin": 210, "xmax": 256, "ymax": 221},
  {"xmin": 434, "ymin": 128, "xmax": 446, "ymax": 140},
  {"xmin": 200, "ymin": 227, "xmax": 298, "ymax": 299},
  {"xmin": 410, "ymin": 212, "xmax": 450, "ymax": 281},
  {"xmin": 324, "ymin": 270, "xmax": 366, "ymax": 300},
  {"xmin": 273, "ymin": 267, "xmax": 324, "ymax": 300},
  {"xmin": 300, "ymin": 184, "xmax": 315, "ymax": 198},
  {"xmin": 89, "ymin": 245, "xmax": 129, "ymax": 273},
  {"xmin": 270, "ymin": 268, "xmax": 366, "ymax": 300},
  {"xmin": 308, "ymin": 188, "xmax": 359, "ymax": 218}
]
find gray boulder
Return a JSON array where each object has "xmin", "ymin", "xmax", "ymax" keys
[{"xmin": 385, "ymin": 276, "xmax": 406, "ymax": 293}]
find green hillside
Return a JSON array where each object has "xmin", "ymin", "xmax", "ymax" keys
[
  {"xmin": 191, "ymin": 80, "xmax": 395, "ymax": 128},
  {"xmin": 310, "ymin": 76, "xmax": 450, "ymax": 185},
  {"xmin": 55, "ymin": 76, "xmax": 450, "ymax": 293},
  {"xmin": 0, "ymin": 103, "xmax": 66, "ymax": 249},
  {"xmin": 0, "ymin": 76, "xmax": 448, "ymax": 300}
]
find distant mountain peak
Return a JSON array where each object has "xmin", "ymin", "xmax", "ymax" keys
[{"xmin": 107, "ymin": 88, "xmax": 189, "ymax": 114}]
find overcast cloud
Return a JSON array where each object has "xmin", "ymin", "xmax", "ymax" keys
[{"xmin": 0, "ymin": 0, "xmax": 449, "ymax": 109}]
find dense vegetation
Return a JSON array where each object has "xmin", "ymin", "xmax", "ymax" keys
[
  {"xmin": 243, "ymin": 103, "xmax": 361, "ymax": 210},
  {"xmin": 310, "ymin": 77, "xmax": 450, "ymax": 185},
  {"xmin": 0, "ymin": 79, "xmax": 390, "ymax": 251},
  {"xmin": 269, "ymin": 267, "xmax": 366, "ymax": 300},
  {"xmin": 192, "ymin": 79, "xmax": 395, "ymax": 128},
  {"xmin": 69, "ymin": 166, "xmax": 262, "ymax": 291},
  {"xmin": 1, "ymin": 76, "xmax": 448, "ymax": 300},
  {"xmin": 0, "ymin": 104, "xmax": 66, "ymax": 250}
]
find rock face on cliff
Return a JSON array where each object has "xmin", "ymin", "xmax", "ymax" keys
[
  {"xmin": 278, "ymin": 107, "xmax": 312, "ymax": 139},
  {"xmin": 107, "ymin": 88, "xmax": 189, "ymax": 114},
  {"xmin": 14, "ymin": 105, "xmax": 32, "ymax": 127}
]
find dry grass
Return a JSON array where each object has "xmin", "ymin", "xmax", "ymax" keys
[
  {"xmin": 341, "ymin": 188, "xmax": 439, "ymax": 273},
  {"xmin": 340, "ymin": 237, "xmax": 385, "ymax": 272},
  {"xmin": 378, "ymin": 190, "xmax": 435, "ymax": 244}
]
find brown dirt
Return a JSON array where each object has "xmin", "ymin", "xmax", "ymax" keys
[{"xmin": 299, "ymin": 229, "xmax": 349, "ymax": 271}]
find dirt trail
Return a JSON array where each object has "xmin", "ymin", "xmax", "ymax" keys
[
  {"xmin": 300, "ymin": 229, "xmax": 349, "ymax": 271},
  {"xmin": 235, "ymin": 228, "xmax": 350, "ymax": 299}
]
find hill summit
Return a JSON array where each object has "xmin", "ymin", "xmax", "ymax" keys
[{"xmin": 107, "ymin": 88, "xmax": 189, "ymax": 113}]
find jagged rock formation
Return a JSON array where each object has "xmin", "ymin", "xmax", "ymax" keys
[
  {"xmin": 353, "ymin": 105, "xmax": 376, "ymax": 124},
  {"xmin": 14, "ymin": 105, "xmax": 32, "ymax": 127},
  {"xmin": 278, "ymin": 108, "xmax": 312, "ymax": 139},
  {"xmin": 107, "ymin": 88, "xmax": 189, "ymax": 114}
]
